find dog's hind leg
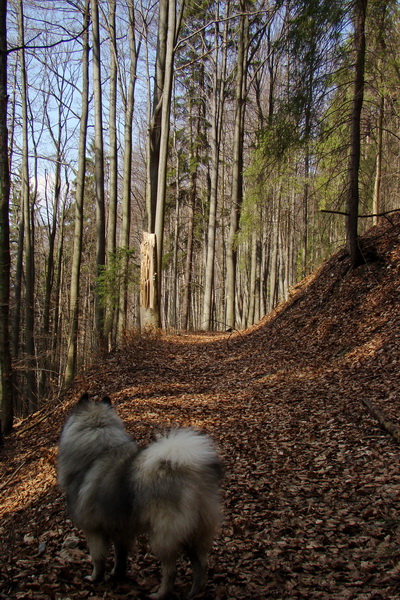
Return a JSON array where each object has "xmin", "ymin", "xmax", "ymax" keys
[
  {"xmin": 85, "ymin": 531, "xmax": 108, "ymax": 582},
  {"xmin": 186, "ymin": 545, "xmax": 208, "ymax": 599},
  {"xmin": 111, "ymin": 537, "xmax": 132, "ymax": 579},
  {"xmin": 149, "ymin": 553, "xmax": 177, "ymax": 600}
]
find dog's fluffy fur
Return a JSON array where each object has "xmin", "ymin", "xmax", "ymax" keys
[{"xmin": 57, "ymin": 393, "xmax": 222, "ymax": 599}]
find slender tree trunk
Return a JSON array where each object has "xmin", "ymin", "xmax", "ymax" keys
[
  {"xmin": 91, "ymin": 0, "xmax": 106, "ymax": 349},
  {"xmin": 202, "ymin": 2, "xmax": 228, "ymax": 331},
  {"xmin": 12, "ymin": 216, "xmax": 23, "ymax": 358},
  {"xmin": 182, "ymin": 92, "xmax": 200, "ymax": 331},
  {"xmin": 40, "ymin": 122, "xmax": 62, "ymax": 397},
  {"xmin": 146, "ymin": 0, "xmax": 168, "ymax": 234},
  {"xmin": 171, "ymin": 129, "xmax": 180, "ymax": 330},
  {"xmin": 182, "ymin": 185, "xmax": 195, "ymax": 330},
  {"xmin": 247, "ymin": 233, "xmax": 258, "ymax": 326},
  {"xmin": 19, "ymin": 0, "xmax": 36, "ymax": 412},
  {"xmin": 65, "ymin": 1, "xmax": 90, "ymax": 384},
  {"xmin": 105, "ymin": 0, "xmax": 118, "ymax": 344},
  {"xmin": 372, "ymin": 95, "xmax": 384, "ymax": 225},
  {"xmin": 118, "ymin": 2, "xmax": 138, "ymax": 340},
  {"xmin": 107, "ymin": 0, "xmax": 118, "ymax": 256},
  {"xmin": 346, "ymin": 0, "xmax": 367, "ymax": 267},
  {"xmin": 226, "ymin": 4, "xmax": 248, "ymax": 329},
  {"xmin": 154, "ymin": 0, "xmax": 177, "ymax": 315},
  {"xmin": 0, "ymin": 0, "xmax": 13, "ymax": 435}
]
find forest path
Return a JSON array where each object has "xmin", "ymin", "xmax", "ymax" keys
[{"xmin": 2, "ymin": 218, "xmax": 400, "ymax": 599}]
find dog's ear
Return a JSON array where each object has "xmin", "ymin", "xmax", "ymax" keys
[
  {"xmin": 101, "ymin": 395, "xmax": 112, "ymax": 406},
  {"xmin": 78, "ymin": 392, "xmax": 90, "ymax": 405}
]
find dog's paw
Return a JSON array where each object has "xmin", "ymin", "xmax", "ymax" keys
[{"xmin": 84, "ymin": 570, "xmax": 104, "ymax": 583}]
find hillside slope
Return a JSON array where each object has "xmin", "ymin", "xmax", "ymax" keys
[{"xmin": 2, "ymin": 217, "xmax": 400, "ymax": 599}]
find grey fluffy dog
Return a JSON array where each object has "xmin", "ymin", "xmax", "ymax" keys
[{"xmin": 58, "ymin": 393, "xmax": 222, "ymax": 599}]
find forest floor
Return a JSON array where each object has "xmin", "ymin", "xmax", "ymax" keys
[{"xmin": 2, "ymin": 218, "xmax": 400, "ymax": 599}]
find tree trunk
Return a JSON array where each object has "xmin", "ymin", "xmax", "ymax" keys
[
  {"xmin": 346, "ymin": 0, "xmax": 367, "ymax": 268},
  {"xmin": 40, "ymin": 110, "xmax": 63, "ymax": 397},
  {"xmin": 171, "ymin": 131, "xmax": 180, "ymax": 330},
  {"xmin": 154, "ymin": 0, "xmax": 177, "ymax": 317},
  {"xmin": 140, "ymin": 232, "xmax": 159, "ymax": 327},
  {"xmin": 372, "ymin": 95, "xmax": 384, "ymax": 226},
  {"xmin": 118, "ymin": 1, "xmax": 138, "ymax": 340},
  {"xmin": 65, "ymin": 1, "xmax": 90, "ymax": 385},
  {"xmin": 19, "ymin": 0, "xmax": 36, "ymax": 412},
  {"xmin": 182, "ymin": 186, "xmax": 195, "ymax": 330},
  {"xmin": 146, "ymin": 0, "xmax": 168, "ymax": 234},
  {"xmin": 105, "ymin": 0, "xmax": 118, "ymax": 344},
  {"xmin": 0, "ymin": 0, "xmax": 13, "ymax": 435},
  {"xmin": 91, "ymin": 0, "xmax": 106, "ymax": 349},
  {"xmin": 202, "ymin": 2, "xmax": 228, "ymax": 331},
  {"xmin": 226, "ymin": 4, "xmax": 248, "ymax": 329}
]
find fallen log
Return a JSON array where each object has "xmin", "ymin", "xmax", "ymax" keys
[{"xmin": 361, "ymin": 398, "xmax": 400, "ymax": 443}]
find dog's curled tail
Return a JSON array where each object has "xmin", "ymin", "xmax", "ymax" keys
[{"xmin": 140, "ymin": 428, "xmax": 220, "ymax": 474}]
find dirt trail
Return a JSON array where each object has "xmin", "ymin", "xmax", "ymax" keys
[{"xmin": 2, "ymin": 218, "xmax": 400, "ymax": 599}]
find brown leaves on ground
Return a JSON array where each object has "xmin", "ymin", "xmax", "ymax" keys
[{"xmin": 2, "ymin": 218, "xmax": 400, "ymax": 599}]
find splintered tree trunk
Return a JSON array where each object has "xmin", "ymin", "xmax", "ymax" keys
[
  {"xmin": 65, "ymin": 1, "xmax": 89, "ymax": 385},
  {"xmin": 140, "ymin": 232, "xmax": 159, "ymax": 328},
  {"xmin": 346, "ymin": 0, "xmax": 367, "ymax": 268},
  {"xmin": 0, "ymin": 0, "xmax": 13, "ymax": 434},
  {"xmin": 143, "ymin": 0, "xmax": 179, "ymax": 329}
]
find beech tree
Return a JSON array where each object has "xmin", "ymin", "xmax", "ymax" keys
[
  {"xmin": 91, "ymin": 0, "xmax": 106, "ymax": 348},
  {"xmin": 65, "ymin": 0, "xmax": 90, "ymax": 385},
  {"xmin": 117, "ymin": 0, "xmax": 140, "ymax": 340},
  {"xmin": 201, "ymin": 1, "xmax": 229, "ymax": 331},
  {"xmin": 226, "ymin": 0, "xmax": 249, "ymax": 330},
  {"xmin": 0, "ymin": 0, "xmax": 13, "ymax": 435},
  {"xmin": 18, "ymin": 0, "xmax": 36, "ymax": 412}
]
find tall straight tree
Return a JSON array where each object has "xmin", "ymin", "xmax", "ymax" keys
[
  {"xmin": 346, "ymin": 0, "xmax": 367, "ymax": 267},
  {"xmin": 91, "ymin": 0, "xmax": 106, "ymax": 348},
  {"xmin": 65, "ymin": 0, "xmax": 90, "ymax": 384},
  {"xmin": 0, "ymin": 0, "xmax": 13, "ymax": 435},
  {"xmin": 202, "ymin": 0, "xmax": 229, "ymax": 331},
  {"xmin": 226, "ymin": 0, "xmax": 249, "ymax": 329},
  {"xmin": 118, "ymin": 0, "xmax": 139, "ymax": 339},
  {"xmin": 104, "ymin": 0, "xmax": 118, "ymax": 344},
  {"xmin": 153, "ymin": 0, "xmax": 180, "ymax": 319},
  {"xmin": 107, "ymin": 0, "xmax": 118, "ymax": 258},
  {"xmin": 19, "ymin": 0, "xmax": 36, "ymax": 412},
  {"xmin": 142, "ymin": 0, "xmax": 184, "ymax": 328}
]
